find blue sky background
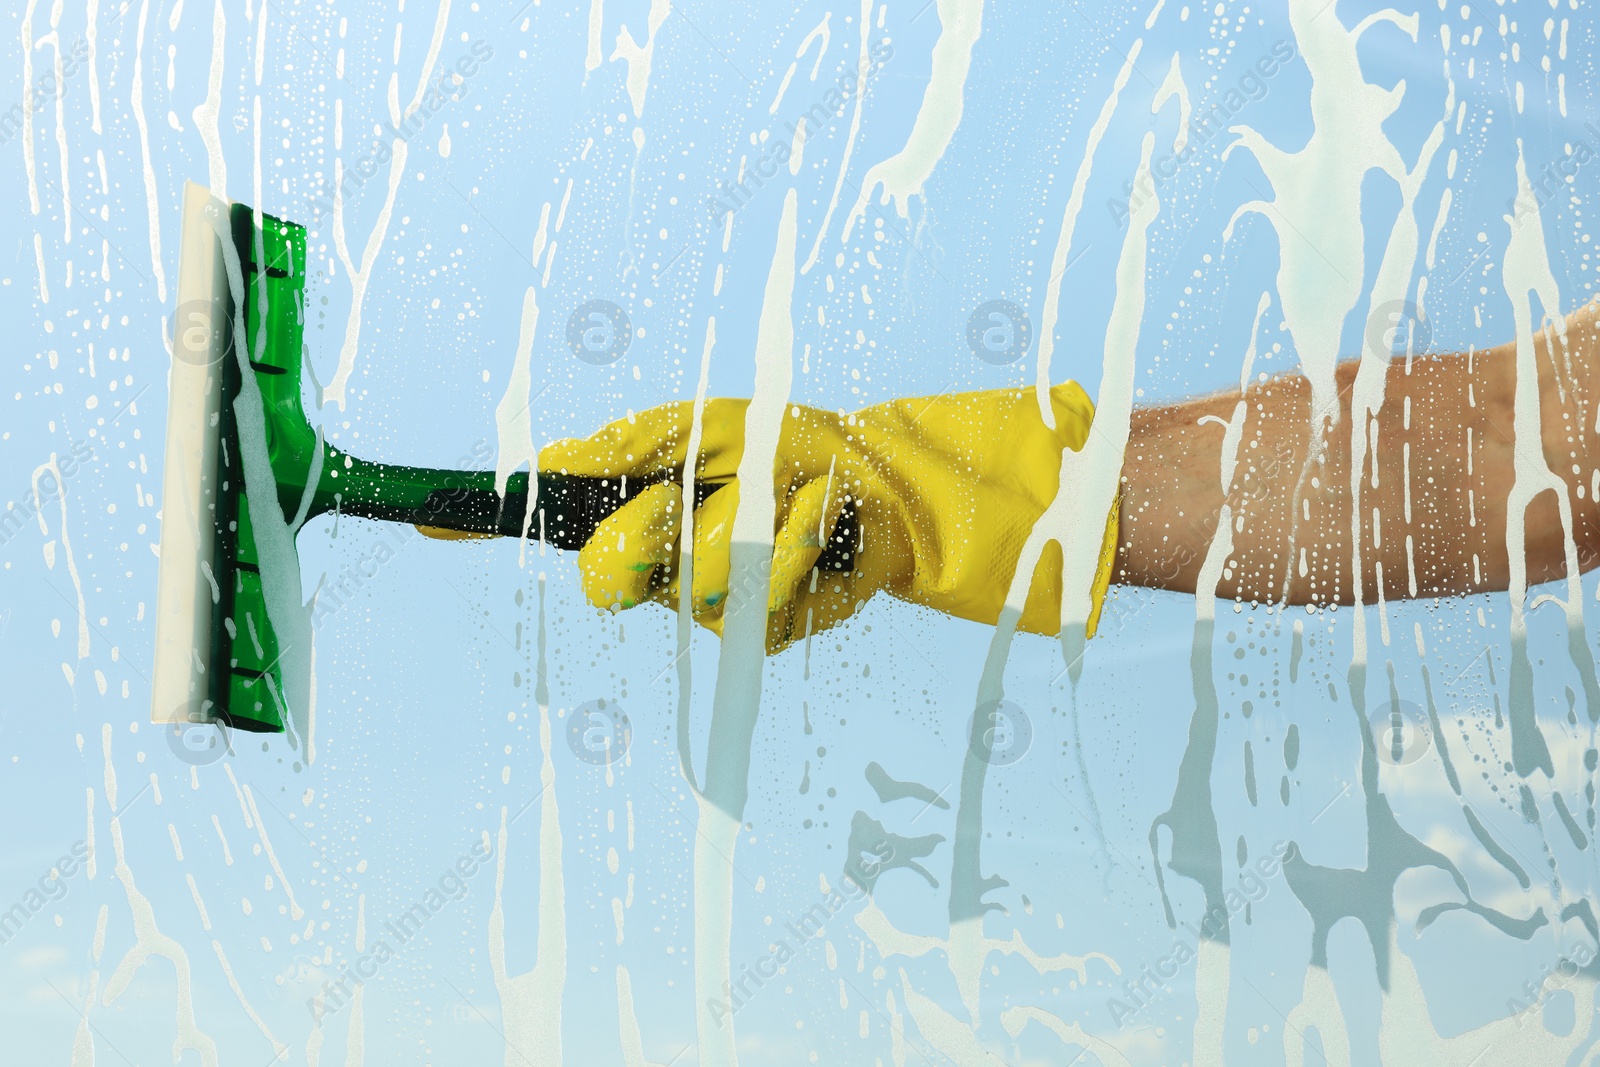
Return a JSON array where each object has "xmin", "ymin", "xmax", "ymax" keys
[{"xmin": 3, "ymin": 0, "xmax": 1600, "ymax": 1063}]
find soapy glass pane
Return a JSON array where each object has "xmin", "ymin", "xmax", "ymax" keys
[{"xmin": 1, "ymin": 1, "xmax": 1595, "ymax": 1065}]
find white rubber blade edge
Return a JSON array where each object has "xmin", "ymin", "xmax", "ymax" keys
[{"xmin": 151, "ymin": 182, "xmax": 233, "ymax": 724}]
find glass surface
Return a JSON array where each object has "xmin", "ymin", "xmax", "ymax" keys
[{"xmin": 3, "ymin": 1, "xmax": 1598, "ymax": 1064}]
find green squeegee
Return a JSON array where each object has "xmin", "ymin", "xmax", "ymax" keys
[{"xmin": 152, "ymin": 183, "xmax": 855, "ymax": 737}]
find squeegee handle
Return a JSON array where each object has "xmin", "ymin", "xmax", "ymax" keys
[
  {"xmin": 325, "ymin": 460, "xmax": 858, "ymax": 572},
  {"xmin": 426, "ymin": 470, "xmax": 687, "ymax": 548}
]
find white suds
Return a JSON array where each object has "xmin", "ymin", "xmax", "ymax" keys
[{"xmin": 842, "ymin": 0, "xmax": 984, "ymax": 239}]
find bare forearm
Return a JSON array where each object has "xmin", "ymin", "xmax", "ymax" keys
[{"xmin": 1116, "ymin": 304, "xmax": 1600, "ymax": 605}]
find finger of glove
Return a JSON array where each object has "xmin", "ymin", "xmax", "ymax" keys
[
  {"xmin": 631, "ymin": 483, "xmax": 741, "ymax": 616},
  {"xmin": 577, "ymin": 482, "xmax": 681, "ymax": 611},
  {"xmin": 641, "ymin": 559, "xmax": 731, "ymax": 640},
  {"xmin": 688, "ymin": 482, "xmax": 738, "ymax": 617},
  {"xmin": 767, "ymin": 476, "xmax": 845, "ymax": 616},
  {"xmin": 539, "ymin": 398, "xmax": 752, "ymax": 481}
]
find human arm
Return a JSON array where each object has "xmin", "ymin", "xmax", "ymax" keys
[
  {"xmin": 1117, "ymin": 300, "xmax": 1600, "ymax": 605},
  {"xmin": 512, "ymin": 301, "xmax": 1600, "ymax": 649}
]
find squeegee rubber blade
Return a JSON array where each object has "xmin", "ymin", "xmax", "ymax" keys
[{"xmin": 151, "ymin": 184, "xmax": 233, "ymax": 726}]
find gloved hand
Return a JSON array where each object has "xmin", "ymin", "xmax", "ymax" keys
[{"xmin": 537, "ymin": 383, "xmax": 1120, "ymax": 653}]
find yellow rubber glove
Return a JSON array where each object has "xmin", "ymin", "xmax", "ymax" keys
[{"xmin": 537, "ymin": 383, "xmax": 1120, "ymax": 653}]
